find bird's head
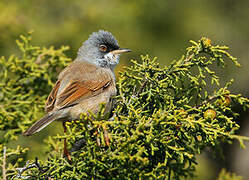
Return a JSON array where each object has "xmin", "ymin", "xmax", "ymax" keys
[{"xmin": 77, "ymin": 30, "xmax": 131, "ymax": 70}]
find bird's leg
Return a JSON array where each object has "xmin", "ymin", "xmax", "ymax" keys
[
  {"xmin": 100, "ymin": 115, "xmax": 116, "ymax": 146},
  {"xmin": 101, "ymin": 114, "xmax": 116, "ymax": 146},
  {"xmin": 93, "ymin": 124, "xmax": 110, "ymax": 146},
  {"xmin": 63, "ymin": 122, "xmax": 71, "ymax": 161},
  {"xmin": 102, "ymin": 124, "xmax": 110, "ymax": 146},
  {"xmin": 93, "ymin": 127, "xmax": 101, "ymax": 146}
]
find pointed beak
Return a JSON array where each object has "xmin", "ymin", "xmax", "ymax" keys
[{"xmin": 110, "ymin": 48, "xmax": 131, "ymax": 55}]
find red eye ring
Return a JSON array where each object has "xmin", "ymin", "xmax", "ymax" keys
[{"xmin": 99, "ymin": 45, "xmax": 107, "ymax": 52}]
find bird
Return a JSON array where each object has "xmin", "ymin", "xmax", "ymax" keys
[{"xmin": 23, "ymin": 30, "xmax": 131, "ymax": 159}]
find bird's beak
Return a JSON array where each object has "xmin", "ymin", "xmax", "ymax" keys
[{"xmin": 110, "ymin": 48, "xmax": 131, "ymax": 55}]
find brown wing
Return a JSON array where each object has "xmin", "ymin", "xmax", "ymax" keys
[
  {"xmin": 45, "ymin": 60, "xmax": 113, "ymax": 112},
  {"xmin": 45, "ymin": 80, "xmax": 61, "ymax": 113},
  {"xmin": 57, "ymin": 78, "xmax": 110, "ymax": 108}
]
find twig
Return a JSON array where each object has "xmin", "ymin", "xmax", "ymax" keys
[
  {"xmin": 15, "ymin": 157, "xmax": 48, "ymax": 179},
  {"xmin": 168, "ymin": 167, "xmax": 171, "ymax": 180},
  {"xmin": 35, "ymin": 52, "xmax": 46, "ymax": 64},
  {"xmin": 15, "ymin": 160, "xmax": 33, "ymax": 179},
  {"xmin": 34, "ymin": 157, "xmax": 43, "ymax": 171},
  {"xmin": 127, "ymin": 78, "xmax": 149, "ymax": 105},
  {"xmin": 195, "ymin": 95, "xmax": 219, "ymax": 108},
  {"xmin": 135, "ymin": 79, "xmax": 148, "ymax": 97},
  {"xmin": 131, "ymin": 85, "xmax": 137, "ymax": 98},
  {"xmin": 185, "ymin": 53, "xmax": 194, "ymax": 62},
  {"xmin": 2, "ymin": 146, "xmax": 6, "ymax": 180}
]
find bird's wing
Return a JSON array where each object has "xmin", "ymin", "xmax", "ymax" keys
[
  {"xmin": 45, "ymin": 61, "xmax": 113, "ymax": 112},
  {"xmin": 57, "ymin": 76, "xmax": 111, "ymax": 108},
  {"xmin": 45, "ymin": 80, "xmax": 61, "ymax": 113}
]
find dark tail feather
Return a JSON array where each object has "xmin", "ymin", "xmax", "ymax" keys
[{"xmin": 23, "ymin": 113, "xmax": 58, "ymax": 136}]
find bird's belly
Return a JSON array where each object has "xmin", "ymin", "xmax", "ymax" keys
[{"xmin": 68, "ymin": 91, "xmax": 114, "ymax": 120}]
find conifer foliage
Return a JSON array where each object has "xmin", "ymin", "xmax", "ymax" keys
[{"xmin": 0, "ymin": 33, "xmax": 248, "ymax": 179}]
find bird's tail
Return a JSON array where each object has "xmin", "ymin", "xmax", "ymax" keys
[{"xmin": 23, "ymin": 113, "xmax": 58, "ymax": 136}]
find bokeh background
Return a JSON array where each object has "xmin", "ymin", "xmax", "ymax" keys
[{"xmin": 1, "ymin": 0, "xmax": 249, "ymax": 179}]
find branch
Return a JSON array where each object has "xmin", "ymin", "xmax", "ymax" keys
[
  {"xmin": 127, "ymin": 78, "xmax": 148, "ymax": 105},
  {"xmin": 135, "ymin": 79, "xmax": 148, "ymax": 97},
  {"xmin": 15, "ymin": 157, "xmax": 48, "ymax": 179},
  {"xmin": 34, "ymin": 52, "xmax": 46, "ymax": 64},
  {"xmin": 2, "ymin": 147, "xmax": 6, "ymax": 180},
  {"xmin": 196, "ymin": 95, "xmax": 218, "ymax": 108}
]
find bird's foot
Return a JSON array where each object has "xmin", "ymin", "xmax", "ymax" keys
[
  {"xmin": 94, "ymin": 124, "xmax": 110, "ymax": 147},
  {"xmin": 64, "ymin": 138, "xmax": 72, "ymax": 162}
]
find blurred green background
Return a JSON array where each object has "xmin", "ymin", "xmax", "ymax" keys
[{"xmin": 1, "ymin": 0, "xmax": 249, "ymax": 179}]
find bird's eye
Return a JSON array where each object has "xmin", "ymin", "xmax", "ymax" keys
[{"xmin": 99, "ymin": 45, "xmax": 107, "ymax": 52}]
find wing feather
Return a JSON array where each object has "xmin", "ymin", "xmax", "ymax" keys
[
  {"xmin": 45, "ymin": 80, "xmax": 61, "ymax": 113},
  {"xmin": 57, "ymin": 79, "xmax": 110, "ymax": 107},
  {"xmin": 45, "ymin": 61, "xmax": 114, "ymax": 112}
]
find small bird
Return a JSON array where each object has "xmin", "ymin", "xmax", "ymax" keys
[{"xmin": 23, "ymin": 30, "xmax": 131, "ymax": 158}]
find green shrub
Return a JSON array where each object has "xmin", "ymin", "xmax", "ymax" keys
[
  {"xmin": 0, "ymin": 34, "xmax": 248, "ymax": 179},
  {"xmin": 217, "ymin": 169, "xmax": 243, "ymax": 180}
]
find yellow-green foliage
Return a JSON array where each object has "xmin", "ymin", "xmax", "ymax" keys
[
  {"xmin": 0, "ymin": 32, "xmax": 71, "ymax": 178},
  {"xmin": 0, "ymin": 34, "xmax": 249, "ymax": 179},
  {"xmin": 218, "ymin": 169, "xmax": 243, "ymax": 180}
]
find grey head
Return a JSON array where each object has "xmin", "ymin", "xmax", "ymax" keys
[{"xmin": 77, "ymin": 30, "xmax": 131, "ymax": 70}]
